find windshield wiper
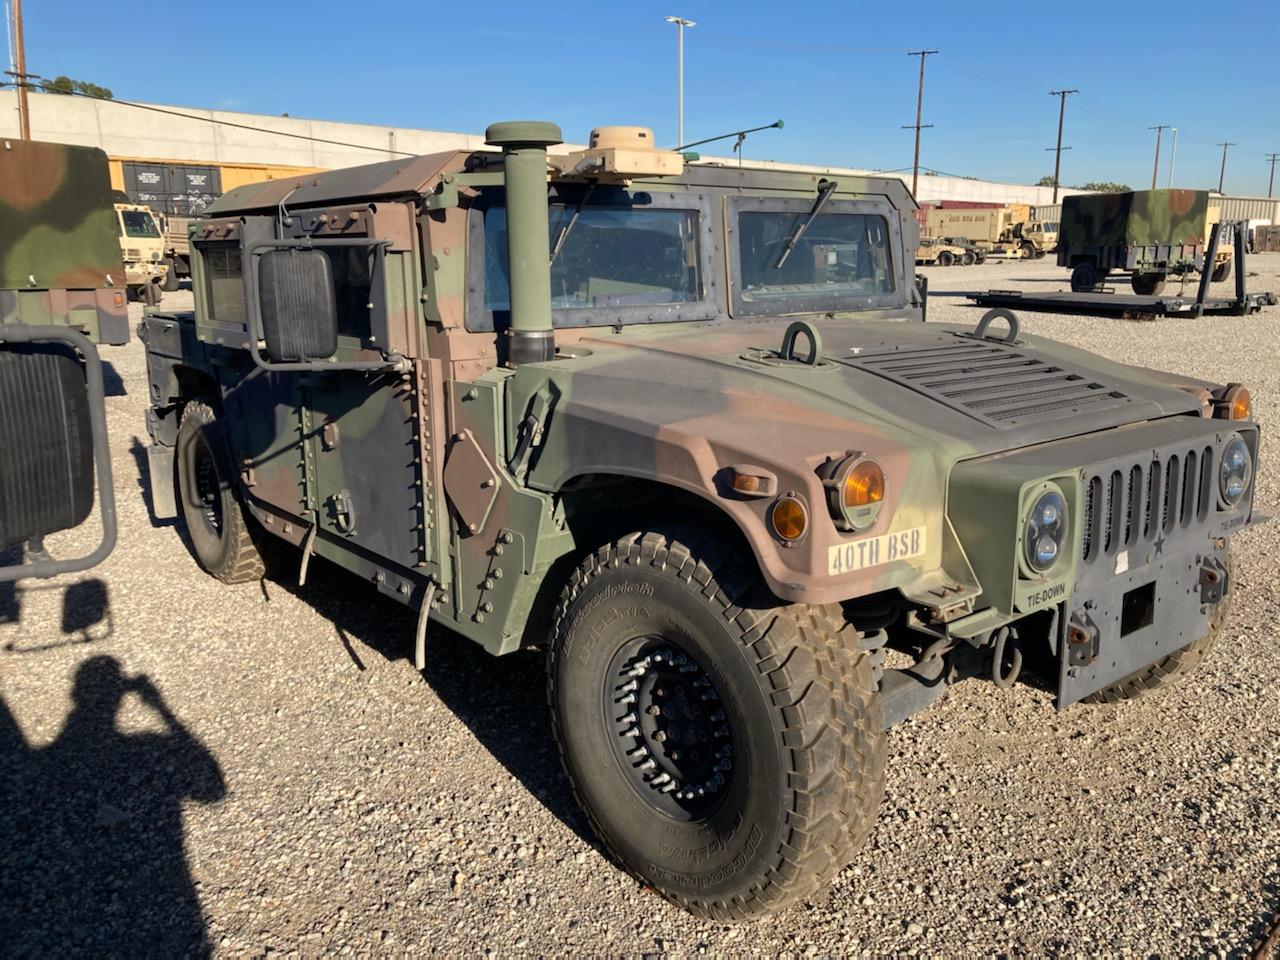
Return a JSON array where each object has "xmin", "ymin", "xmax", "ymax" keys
[
  {"xmin": 549, "ymin": 183, "xmax": 596, "ymax": 265},
  {"xmin": 774, "ymin": 178, "xmax": 838, "ymax": 269}
]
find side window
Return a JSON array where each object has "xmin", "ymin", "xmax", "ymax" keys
[{"xmin": 201, "ymin": 241, "xmax": 246, "ymax": 326}]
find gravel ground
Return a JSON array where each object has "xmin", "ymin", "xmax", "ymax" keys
[{"xmin": 3, "ymin": 256, "xmax": 1279, "ymax": 956}]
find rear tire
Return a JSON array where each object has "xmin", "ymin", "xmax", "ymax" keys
[
  {"xmin": 1211, "ymin": 260, "xmax": 1232, "ymax": 283},
  {"xmin": 961, "ymin": 251, "xmax": 976, "ymax": 266},
  {"xmin": 1070, "ymin": 262, "xmax": 1100, "ymax": 292},
  {"xmin": 937, "ymin": 251, "xmax": 954, "ymax": 267},
  {"xmin": 175, "ymin": 400, "xmax": 276, "ymax": 583},
  {"xmin": 1130, "ymin": 272, "xmax": 1167, "ymax": 296},
  {"xmin": 1084, "ymin": 553, "xmax": 1233, "ymax": 704},
  {"xmin": 547, "ymin": 528, "xmax": 886, "ymax": 920}
]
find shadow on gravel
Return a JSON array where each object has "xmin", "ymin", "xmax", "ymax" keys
[
  {"xmin": 273, "ymin": 559, "xmax": 597, "ymax": 847},
  {"xmin": 0, "ymin": 656, "xmax": 225, "ymax": 956},
  {"xmin": 1, "ymin": 577, "xmax": 112, "ymax": 653},
  {"xmin": 101, "ymin": 360, "xmax": 127, "ymax": 398}
]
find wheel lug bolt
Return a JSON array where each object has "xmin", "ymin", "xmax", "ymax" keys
[
  {"xmin": 646, "ymin": 705, "xmax": 660, "ymax": 716},
  {"xmin": 653, "ymin": 730, "xmax": 667, "ymax": 742},
  {"xmin": 670, "ymin": 750, "xmax": 680, "ymax": 760}
]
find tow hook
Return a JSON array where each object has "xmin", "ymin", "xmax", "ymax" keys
[
  {"xmin": 1066, "ymin": 610, "xmax": 1100, "ymax": 667},
  {"xmin": 991, "ymin": 625, "xmax": 1023, "ymax": 689},
  {"xmin": 1199, "ymin": 556, "xmax": 1229, "ymax": 604}
]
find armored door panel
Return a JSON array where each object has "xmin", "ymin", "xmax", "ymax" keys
[
  {"xmin": 309, "ymin": 372, "xmax": 422, "ymax": 571},
  {"xmin": 224, "ymin": 371, "xmax": 308, "ymax": 519}
]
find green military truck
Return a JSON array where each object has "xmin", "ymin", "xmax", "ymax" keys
[
  {"xmin": 1059, "ymin": 188, "xmax": 1234, "ymax": 295},
  {"xmin": 1, "ymin": 138, "xmax": 123, "ymax": 580},
  {"xmin": 140, "ymin": 122, "xmax": 1258, "ymax": 919}
]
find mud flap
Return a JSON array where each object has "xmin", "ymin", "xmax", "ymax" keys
[{"xmin": 146, "ymin": 443, "xmax": 177, "ymax": 520}]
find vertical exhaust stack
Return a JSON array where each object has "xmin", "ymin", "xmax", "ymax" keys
[{"xmin": 485, "ymin": 121, "xmax": 563, "ymax": 366}]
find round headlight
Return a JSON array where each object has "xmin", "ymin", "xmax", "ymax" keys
[
  {"xmin": 1219, "ymin": 435, "xmax": 1252, "ymax": 506},
  {"xmin": 819, "ymin": 453, "xmax": 885, "ymax": 532},
  {"xmin": 1024, "ymin": 488, "xmax": 1068, "ymax": 574}
]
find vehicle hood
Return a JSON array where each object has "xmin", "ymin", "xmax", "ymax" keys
[{"xmin": 558, "ymin": 316, "xmax": 1204, "ymax": 460}]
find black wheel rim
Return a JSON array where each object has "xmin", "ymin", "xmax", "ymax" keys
[
  {"xmin": 191, "ymin": 436, "xmax": 223, "ymax": 540},
  {"xmin": 604, "ymin": 636, "xmax": 736, "ymax": 821}
]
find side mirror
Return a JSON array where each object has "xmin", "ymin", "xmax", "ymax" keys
[
  {"xmin": 258, "ymin": 248, "xmax": 339, "ymax": 362},
  {"xmin": 0, "ymin": 327, "xmax": 117, "ymax": 581}
]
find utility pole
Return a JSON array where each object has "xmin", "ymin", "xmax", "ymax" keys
[
  {"xmin": 903, "ymin": 49, "xmax": 937, "ymax": 198},
  {"xmin": 1266, "ymin": 153, "xmax": 1279, "ymax": 199},
  {"xmin": 665, "ymin": 16, "xmax": 696, "ymax": 149},
  {"xmin": 1046, "ymin": 89, "xmax": 1077, "ymax": 203},
  {"xmin": 1216, "ymin": 141, "xmax": 1235, "ymax": 193},
  {"xmin": 7, "ymin": 0, "xmax": 29, "ymax": 140},
  {"xmin": 1148, "ymin": 125, "xmax": 1169, "ymax": 190},
  {"xmin": 1167, "ymin": 127, "xmax": 1178, "ymax": 188}
]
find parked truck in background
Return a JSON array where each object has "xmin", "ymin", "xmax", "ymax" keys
[
  {"xmin": 925, "ymin": 204, "xmax": 1055, "ymax": 259},
  {"xmin": 112, "ymin": 200, "xmax": 169, "ymax": 302},
  {"xmin": 1058, "ymin": 189, "xmax": 1234, "ymax": 295},
  {"xmin": 156, "ymin": 212, "xmax": 192, "ymax": 291}
]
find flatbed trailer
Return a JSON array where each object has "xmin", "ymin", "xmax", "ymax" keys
[
  {"xmin": 971, "ymin": 221, "xmax": 1276, "ymax": 319},
  {"xmin": 968, "ymin": 288, "xmax": 1276, "ymax": 318}
]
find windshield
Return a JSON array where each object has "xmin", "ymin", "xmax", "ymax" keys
[
  {"xmin": 484, "ymin": 204, "xmax": 701, "ymax": 313},
  {"xmin": 121, "ymin": 210, "xmax": 160, "ymax": 238},
  {"xmin": 737, "ymin": 211, "xmax": 895, "ymax": 304}
]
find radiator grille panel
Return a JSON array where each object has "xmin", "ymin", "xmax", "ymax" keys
[{"xmin": 1081, "ymin": 444, "xmax": 1216, "ymax": 564}]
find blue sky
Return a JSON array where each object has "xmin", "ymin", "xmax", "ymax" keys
[{"xmin": 15, "ymin": 0, "xmax": 1280, "ymax": 195}]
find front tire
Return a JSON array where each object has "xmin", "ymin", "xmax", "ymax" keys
[
  {"xmin": 961, "ymin": 251, "xmax": 976, "ymax": 266},
  {"xmin": 547, "ymin": 529, "xmax": 885, "ymax": 920},
  {"xmin": 175, "ymin": 400, "xmax": 275, "ymax": 583}
]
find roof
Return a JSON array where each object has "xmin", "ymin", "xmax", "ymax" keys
[{"xmin": 206, "ymin": 150, "xmax": 470, "ymax": 214}]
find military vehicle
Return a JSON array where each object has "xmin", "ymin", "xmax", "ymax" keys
[
  {"xmin": 112, "ymin": 200, "xmax": 169, "ymax": 302},
  {"xmin": 926, "ymin": 205, "xmax": 1053, "ymax": 259},
  {"xmin": 1, "ymin": 138, "xmax": 123, "ymax": 580},
  {"xmin": 1059, "ymin": 189, "xmax": 1234, "ymax": 294},
  {"xmin": 915, "ymin": 236, "xmax": 970, "ymax": 266},
  {"xmin": 940, "ymin": 235, "xmax": 986, "ymax": 265},
  {"xmin": 140, "ymin": 121, "xmax": 1259, "ymax": 919}
]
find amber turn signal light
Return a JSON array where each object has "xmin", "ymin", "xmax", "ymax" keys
[
  {"xmin": 770, "ymin": 496, "xmax": 808, "ymax": 542},
  {"xmin": 1225, "ymin": 385, "xmax": 1251, "ymax": 421}
]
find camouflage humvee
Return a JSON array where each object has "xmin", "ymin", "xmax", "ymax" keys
[
  {"xmin": 1, "ymin": 138, "xmax": 124, "ymax": 580},
  {"xmin": 139, "ymin": 122, "xmax": 1259, "ymax": 919},
  {"xmin": 1059, "ymin": 188, "xmax": 1234, "ymax": 295}
]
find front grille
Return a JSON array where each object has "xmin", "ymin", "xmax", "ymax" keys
[
  {"xmin": 847, "ymin": 339, "xmax": 1133, "ymax": 428},
  {"xmin": 1081, "ymin": 443, "xmax": 1215, "ymax": 563}
]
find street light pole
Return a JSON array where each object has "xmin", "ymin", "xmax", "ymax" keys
[
  {"xmin": 1265, "ymin": 153, "xmax": 1278, "ymax": 199},
  {"xmin": 665, "ymin": 16, "xmax": 696, "ymax": 149},
  {"xmin": 10, "ymin": 0, "xmax": 29, "ymax": 140},
  {"xmin": 1148, "ymin": 125, "xmax": 1169, "ymax": 190},
  {"xmin": 1167, "ymin": 127, "xmax": 1178, "ymax": 188}
]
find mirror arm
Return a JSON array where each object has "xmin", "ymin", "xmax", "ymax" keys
[
  {"xmin": 0, "ymin": 325, "xmax": 118, "ymax": 582},
  {"xmin": 244, "ymin": 238, "xmax": 405, "ymax": 373}
]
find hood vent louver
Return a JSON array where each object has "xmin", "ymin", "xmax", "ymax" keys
[{"xmin": 842, "ymin": 337, "xmax": 1134, "ymax": 429}]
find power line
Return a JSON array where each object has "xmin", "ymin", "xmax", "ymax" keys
[
  {"xmin": 903, "ymin": 49, "xmax": 938, "ymax": 199},
  {"xmin": 1046, "ymin": 89, "xmax": 1077, "ymax": 203},
  {"xmin": 1216, "ymin": 141, "xmax": 1236, "ymax": 193}
]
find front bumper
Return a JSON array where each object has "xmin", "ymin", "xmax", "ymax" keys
[{"xmin": 1056, "ymin": 540, "xmax": 1229, "ymax": 706}]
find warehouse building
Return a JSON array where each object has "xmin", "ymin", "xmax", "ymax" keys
[{"xmin": 3, "ymin": 89, "xmax": 1078, "ymax": 213}]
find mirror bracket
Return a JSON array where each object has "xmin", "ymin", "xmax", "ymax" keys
[
  {"xmin": 244, "ymin": 238, "xmax": 407, "ymax": 373},
  {"xmin": 0, "ymin": 325, "xmax": 118, "ymax": 582}
]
